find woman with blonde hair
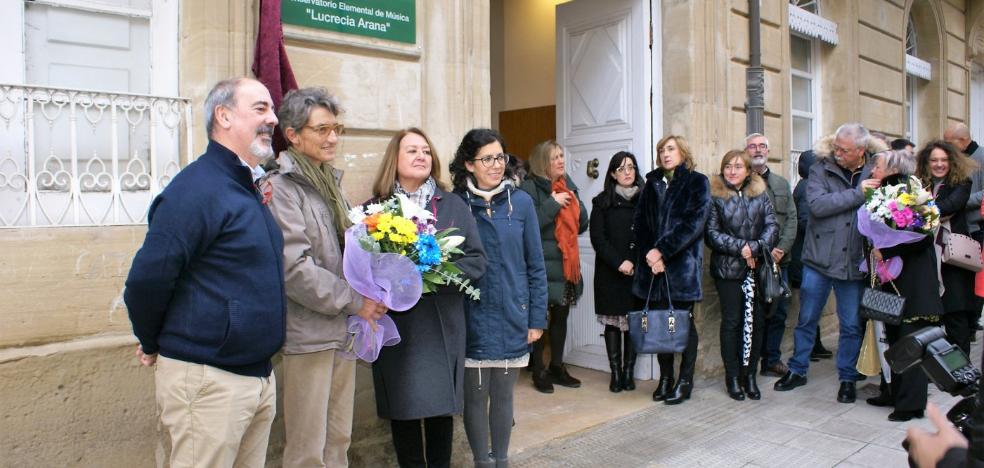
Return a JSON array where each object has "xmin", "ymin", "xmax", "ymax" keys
[
  {"xmin": 632, "ymin": 135, "xmax": 710, "ymax": 404},
  {"xmin": 519, "ymin": 140, "xmax": 589, "ymax": 393},
  {"xmin": 368, "ymin": 127, "xmax": 488, "ymax": 467}
]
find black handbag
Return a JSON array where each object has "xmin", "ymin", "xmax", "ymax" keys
[
  {"xmin": 758, "ymin": 251, "xmax": 791, "ymax": 304},
  {"xmin": 859, "ymin": 256, "xmax": 904, "ymax": 326},
  {"xmin": 627, "ymin": 274, "xmax": 690, "ymax": 354}
]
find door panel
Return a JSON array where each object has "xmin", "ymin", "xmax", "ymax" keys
[{"xmin": 556, "ymin": 0, "xmax": 653, "ymax": 378}]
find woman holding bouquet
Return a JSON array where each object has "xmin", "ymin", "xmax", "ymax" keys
[
  {"xmin": 520, "ymin": 140, "xmax": 589, "ymax": 393},
  {"xmin": 916, "ymin": 141, "xmax": 977, "ymax": 356},
  {"xmin": 262, "ymin": 88, "xmax": 386, "ymax": 467},
  {"xmin": 369, "ymin": 128, "xmax": 487, "ymax": 468},
  {"xmin": 706, "ymin": 149, "xmax": 779, "ymax": 401},
  {"xmin": 450, "ymin": 128, "xmax": 548, "ymax": 468},
  {"xmin": 864, "ymin": 149, "xmax": 943, "ymax": 421}
]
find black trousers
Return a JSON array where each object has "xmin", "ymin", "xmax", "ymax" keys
[
  {"xmin": 531, "ymin": 303, "xmax": 571, "ymax": 371},
  {"xmin": 885, "ymin": 319, "xmax": 934, "ymax": 412},
  {"xmin": 390, "ymin": 416, "xmax": 454, "ymax": 468},
  {"xmin": 715, "ymin": 278, "xmax": 765, "ymax": 379},
  {"xmin": 653, "ymin": 300, "xmax": 698, "ymax": 382},
  {"xmin": 943, "ymin": 309, "xmax": 973, "ymax": 357}
]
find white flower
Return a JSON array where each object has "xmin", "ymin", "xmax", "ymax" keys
[
  {"xmin": 347, "ymin": 206, "xmax": 367, "ymax": 224},
  {"xmin": 396, "ymin": 193, "xmax": 434, "ymax": 222},
  {"xmin": 440, "ymin": 235, "xmax": 465, "ymax": 250},
  {"xmin": 365, "ymin": 203, "xmax": 385, "ymax": 215}
]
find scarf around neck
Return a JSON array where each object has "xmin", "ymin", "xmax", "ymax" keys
[
  {"xmin": 614, "ymin": 185, "xmax": 639, "ymax": 200},
  {"xmin": 552, "ymin": 176, "xmax": 581, "ymax": 283},
  {"xmin": 286, "ymin": 148, "xmax": 352, "ymax": 241},
  {"xmin": 395, "ymin": 177, "xmax": 436, "ymax": 209}
]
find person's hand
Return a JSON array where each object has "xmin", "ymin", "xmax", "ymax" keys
[
  {"xmin": 356, "ymin": 296, "xmax": 387, "ymax": 331},
  {"xmin": 905, "ymin": 403, "xmax": 968, "ymax": 468},
  {"xmin": 651, "ymin": 258, "xmax": 665, "ymax": 275},
  {"xmin": 771, "ymin": 248, "xmax": 784, "ymax": 263},
  {"xmin": 745, "ymin": 257, "xmax": 757, "ymax": 269},
  {"xmin": 135, "ymin": 345, "xmax": 157, "ymax": 367},
  {"xmin": 871, "ymin": 248, "xmax": 883, "ymax": 263},
  {"xmin": 528, "ymin": 329, "xmax": 544, "ymax": 344},
  {"xmin": 645, "ymin": 249, "xmax": 662, "ymax": 268},
  {"xmin": 618, "ymin": 260, "xmax": 634, "ymax": 276},
  {"xmin": 741, "ymin": 244, "xmax": 753, "ymax": 260},
  {"xmin": 861, "ymin": 179, "xmax": 882, "ymax": 190},
  {"xmin": 551, "ymin": 191, "xmax": 572, "ymax": 207}
]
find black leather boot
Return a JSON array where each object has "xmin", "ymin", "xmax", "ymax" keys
[
  {"xmin": 651, "ymin": 376, "xmax": 674, "ymax": 401},
  {"xmin": 742, "ymin": 368, "xmax": 761, "ymax": 400},
  {"xmin": 663, "ymin": 379, "xmax": 693, "ymax": 405},
  {"xmin": 604, "ymin": 327, "xmax": 622, "ymax": 393},
  {"xmin": 726, "ymin": 376, "xmax": 745, "ymax": 401},
  {"xmin": 621, "ymin": 331, "xmax": 636, "ymax": 391}
]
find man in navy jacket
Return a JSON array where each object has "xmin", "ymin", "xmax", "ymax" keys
[{"xmin": 124, "ymin": 77, "xmax": 286, "ymax": 467}]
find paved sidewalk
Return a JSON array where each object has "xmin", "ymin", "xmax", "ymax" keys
[{"xmin": 510, "ymin": 339, "xmax": 981, "ymax": 467}]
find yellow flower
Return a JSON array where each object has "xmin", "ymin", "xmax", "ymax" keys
[
  {"xmin": 371, "ymin": 231, "xmax": 384, "ymax": 241},
  {"xmin": 898, "ymin": 193, "xmax": 915, "ymax": 205}
]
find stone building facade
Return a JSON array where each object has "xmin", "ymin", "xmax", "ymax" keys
[{"xmin": 1, "ymin": 0, "xmax": 982, "ymax": 466}]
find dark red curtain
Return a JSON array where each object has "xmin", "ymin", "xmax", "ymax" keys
[{"xmin": 252, "ymin": 0, "xmax": 298, "ymax": 154}]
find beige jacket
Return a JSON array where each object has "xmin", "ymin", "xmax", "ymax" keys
[{"xmin": 262, "ymin": 151, "xmax": 362, "ymax": 355}]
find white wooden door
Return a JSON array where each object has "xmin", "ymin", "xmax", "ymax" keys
[{"xmin": 556, "ymin": 0, "xmax": 657, "ymax": 378}]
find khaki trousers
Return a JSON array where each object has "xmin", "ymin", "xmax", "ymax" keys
[
  {"xmin": 282, "ymin": 349, "xmax": 356, "ymax": 468},
  {"xmin": 155, "ymin": 356, "xmax": 276, "ymax": 468}
]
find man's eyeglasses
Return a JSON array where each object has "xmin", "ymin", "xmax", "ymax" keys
[
  {"xmin": 473, "ymin": 153, "xmax": 510, "ymax": 168},
  {"xmin": 833, "ymin": 144, "xmax": 857, "ymax": 154},
  {"xmin": 746, "ymin": 143, "xmax": 768, "ymax": 151},
  {"xmin": 615, "ymin": 164, "xmax": 636, "ymax": 174},
  {"xmin": 303, "ymin": 123, "xmax": 346, "ymax": 137}
]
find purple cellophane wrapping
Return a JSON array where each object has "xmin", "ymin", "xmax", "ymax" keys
[
  {"xmin": 857, "ymin": 207, "xmax": 927, "ymax": 282},
  {"xmin": 340, "ymin": 314, "xmax": 400, "ymax": 362}
]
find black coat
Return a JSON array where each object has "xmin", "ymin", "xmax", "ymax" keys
[
  {"xmin": 705, "ymin": 174, "xmax": 780, "ymax": 280},
  {"xmin": 590, "ymin": 189, "xmax": 641, "ymax": 316},
  {"xmin": 371, "ymin": 189, "xmax": 488, "ymax": 420},
  {"xmin": 632, "ymin": 165, "xmax": 710, "ymax": 303},
  {"xmin": 872, "ymin": 176, "xmax": 943, "ymax": 320},
  {"xmin": 935, "ymin": 179, "xmax": 975, "ymax": 312}
]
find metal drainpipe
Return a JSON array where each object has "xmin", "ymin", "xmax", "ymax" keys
[{"xmin": 746, "ymin": 0, "xmax": 765, "ymax": 134}]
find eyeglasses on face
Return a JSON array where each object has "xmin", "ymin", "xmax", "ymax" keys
[
  {"xmin": 472, "ymin": 153, "xmax": 510, "ymax": 168},
  {"xmin": 746, "ymin": 143, "xmax": 768, "ymax": 151},
  {"xmin": 833, "ymin": 144, "xmax": 858, "ymax": 154},
  {"xmin": 615, "ymin": 164, "xmax": 636, "ymax": 174},
  {"xmin": 303, "ymin": 123, "xmax": 345, "ymax": 137}
]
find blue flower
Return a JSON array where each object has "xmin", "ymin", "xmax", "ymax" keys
[{"xmin": 415, "ymin": 234, "xmax": 442, "ymax": 267}]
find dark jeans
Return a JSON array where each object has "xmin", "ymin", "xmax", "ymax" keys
[
  {"xmin": 654, "ymin": 300, "xmax": 698, "ymax": 382},
  {"xmin": 760, "ymin": 269, "xmax": 790, "ymax": 366},
  {"xmin": 390, "ymin": 416, "xmax": 454, "ymax": 468},
  {"xmin": 788, "ymin": 265, "xmax": 864, "ymax": 381},
  {"xmin": 886, "ymin": 319, "xmax": 934, "ymax": 412},
  {"xmin": 716, "ymin": 278, "xmax": 764, "ymax": 378},
  {"xmin": 531, "ymin": 304, "xmax": 570, "ymax": 371}
]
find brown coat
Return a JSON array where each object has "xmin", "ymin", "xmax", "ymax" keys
[{"xmin": 261, "ymin": 151, "xmax": 363, "ymax": 355}]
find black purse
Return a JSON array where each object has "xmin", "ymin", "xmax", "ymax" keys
[
  {"xmin": 758, "ymin": 250, "xmax": 791, "ymax": 304},
  {"xmin": 859, "ymin": 256, "xmax": 904, "ymax": 326},
  {"xmin": 627, "ymin": 274, "xmax": 691, "ymax": 354}
]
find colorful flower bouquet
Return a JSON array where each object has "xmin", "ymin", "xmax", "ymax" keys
[
  {"xmin": 857, "ymin": 175, "xmax": 940, "ymax": 282},
  {"xmin": 339, "ymin": 194, "xmax": 479, "ymax": 362}
]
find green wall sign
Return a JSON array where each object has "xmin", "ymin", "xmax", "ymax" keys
[{"xmin": 282, "ymin": 0, "xmax": 416, "ymax": 44}]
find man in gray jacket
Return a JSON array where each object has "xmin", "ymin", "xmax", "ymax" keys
[
  {"xmin": 945, "ymin": 123, "xmax": 984, "ymax": 334},
  {"xmin": 745, "ymin": 133, "xmax": 797, "ymax": 378},
  {"xmin": 774, "ymin": 123, "xmax": 884, "ymax": 404}
]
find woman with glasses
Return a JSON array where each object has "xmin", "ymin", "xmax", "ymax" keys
[
  {"xmin": 261, "ymin": 88, "xmax": 387, "ymax": 467},
  {"xmin": 705, "ymin": 150, "xmax": 778, "ymax": 401},
  {"xmin": 633, "ymin": 135, "xmax": 710, "ymax": 404},
  {"xmin": 519, "ymin": 140, "xmax": 589, "ymax": 394},
  {"xmin": 369, "ymin": 128, "xmax": 487, "ymax": 467},
  {"xmin": 450, "ymin": 128, "xmax": 548, "ymax": 468},
  {"xmin": 589, "ymin": 151, "xmax": 645, "ymax": 392}
]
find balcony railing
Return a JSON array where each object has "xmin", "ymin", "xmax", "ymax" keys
[{"xmin": 0, "ymin": 83, "xmax": 192, "ymax": 227}]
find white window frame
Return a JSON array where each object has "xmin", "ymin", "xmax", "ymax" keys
[{"xmin": 789, "ymin": 31, "xmax": 821, "ymax": 185}]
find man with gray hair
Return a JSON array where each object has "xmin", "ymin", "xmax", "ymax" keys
[
  {"xmin": 774, "ymin": 123, "xmax": 886, "ymax": 405},
  {"xmin": 744, "ymin": 133, "xmax": 798, "ymax": 378},
  {"xmin": 125, "ymin": 77, "xmax": 285, "ymax": 467},
  {"xmin": 944, "ymin": 123, "xmax": 984, "ymax": 334}
]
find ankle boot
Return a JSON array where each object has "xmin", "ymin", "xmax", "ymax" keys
[
  {"xmin": 549, "ymin": 364, "xmax": 582, "ymax": 388},
  {"xmin": 652, "ymin": 376, "xmax": 674, "ymax": 401},
  {"xmin": 621, "ymin": 331, "xmax": 636, "ymax": 391},
  {"xmin": 742, "ymin": 369, "xmax": 761, "ymax": 400},
  {"xmin": 603, "ymin": 327, "xmax": 623, "ymax": 393},
  {"xmin": 663, "ymin": 379, "xmax": 693, "ymax": 405},
  {"xmin": 726, "ymin": 376, "xmax": 745, "ymax": 401}
]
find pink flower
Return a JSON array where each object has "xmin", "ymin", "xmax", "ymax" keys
[{"xmin": 892, "ymin": 207, "xmax": 914, "ymax": 228}]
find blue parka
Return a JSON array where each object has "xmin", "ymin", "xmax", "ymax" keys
[{"xmin": 457, "ymin": 184, "xmax": 549, "ymax": 360}]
